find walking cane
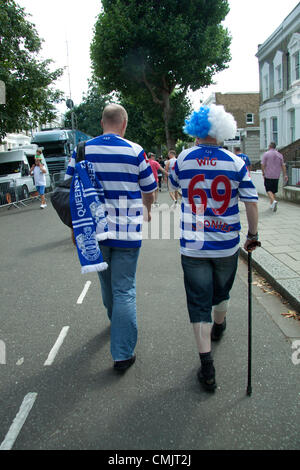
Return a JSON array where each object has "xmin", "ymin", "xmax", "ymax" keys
[
  {"xmin": 246, "ymin": 241, "xmax": 261, "ymax": 397},
  {"xmin": 247, "ymin": 249, "xmax": 253, "ymax": 397}
]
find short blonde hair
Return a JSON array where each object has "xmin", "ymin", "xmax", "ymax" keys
[{"xmin": 102, "ymin": 103, "xmax": 128, "ymax": 126}]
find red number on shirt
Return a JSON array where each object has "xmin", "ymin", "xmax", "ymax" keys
[
  {"xmin": 188, "ymin": 175, "xmax": 208, "ymax": 215},
  {"xmin": 211, "ymin": 175, "xmax": 232, "ymax": 216},
  {"xmin": 188, "ymin": 174, "xmax": 231, "ymax": 215}
]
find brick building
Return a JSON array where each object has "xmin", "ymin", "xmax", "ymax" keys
[{"xmin": 203, "ymin": 92, "xmax": 260, "ymax": 163}]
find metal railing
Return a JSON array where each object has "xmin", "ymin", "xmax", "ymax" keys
[
  {"xmin": 51, "ymin": 172, "xmax": 66, "ymax": 188},
  {"xmin": 0, "ymin": 177, "xmax": 54, "ymax": 210},
  {"xmin": 0, "ymin": 180, "xmax": 18, "ymax": 207},
  {"xmin": 0, "ymin": 170, "xmax": 68, "ymax": 211},
  {"xmin": 286, "ymin": 162, "xmax": 300, "ymax": 187}
]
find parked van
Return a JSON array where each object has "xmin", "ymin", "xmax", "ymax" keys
[{"xmin": 0, "ymin": 145, "xmax": 52, "ymax": 204}]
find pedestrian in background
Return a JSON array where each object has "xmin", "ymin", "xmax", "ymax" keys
[
  {"xmin": 169, "ymin": 105, "xmax": 259, "ymax": 392},
  {"xmin": 148, "ymin": 153, "xmax": 168, "ymax": 206},
  {"xmin": 234, "ymin": 146, "xmax": 252, "ymax": 172},
  {"xmin": 66, "ymin": 104, "xmax": 156, "ymax": 371},
  {"xmin": 30, "ymin": 149, "xmax": 47, "ymax": 209},
  {"xmin": 157, "ymin": 156, "xmax": 165, "ymax": 192},
  {"xmin": 165, "ymin": 150, "xmax": 180, "ymax": 208},
  {"xmin": 261, "ymin": 142, "xmax": 288, "ymax": 212}
]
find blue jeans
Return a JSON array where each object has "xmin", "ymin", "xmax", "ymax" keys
[
  {"xmin": 181, "ymin": 251, "xmax": 239, "ymax": 323},
  {"xmin": 97, "ymin": 246, "xmax": 140, "ymax": 361}
]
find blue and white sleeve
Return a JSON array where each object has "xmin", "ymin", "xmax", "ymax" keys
[
  {"xmin": 64, "ymin": 150, "xmax": 76, "ymax": 180},
  {"xmin": 238, "ymin": 163, "xmax": 258, "ymax": 202},
  {"xmin": 168, "ymin": 161, "xmax": 180, "ymax": 191},
  {"xmin": 138, "ymin": 150, "xmax": 157, "ymax": 193}
]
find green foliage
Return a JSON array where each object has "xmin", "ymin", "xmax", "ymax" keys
[
  {"xmin": 0, "ymin": 0, "xmax": 63, "ymax": 139},
  {"xmin": 119, "ymin": 88, "xmax": 192, "ymax": 151},
  {"xmin": 90, "ymin": 0, "xmax": 231, "ymax": 148},
  {"xmin": 64, "ymin": 84, "xmax": 112, "ymax": 137}
]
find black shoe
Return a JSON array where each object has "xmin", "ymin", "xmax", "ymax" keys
[
  {"xmin": 197, "ymin": 362, "xmax": 217, "ymax": 392},
  {"xmin": 114, "ymin": 355, "xmax": 136, "ymax": 371},
  {"xmin": 211, "ymin": 318, "xmax": 226, "ymax": 341}
]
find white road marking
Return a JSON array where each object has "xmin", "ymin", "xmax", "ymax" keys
[
  {"xmin": 16, "ymin": 357, "xmax": 24, "ymax": 366},
  {"xmin": 1, "ymin": 281, "xmax": 91, "ymax": 448},
  {"xmin": 0, "ymin": 393, "xmax": 38, "ymax": 450},
  {"xmin": 44, "ymin": 326, "xmax": 70, "ymax": 366},
  {"xmin": 77, "ymin": 281, "xmax": 92, "ymax": 304}
]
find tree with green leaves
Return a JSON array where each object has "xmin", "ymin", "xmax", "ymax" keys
[
  {"xmin": 119, "ymin": 87, "xmax": 193, "ymax": 151},
  {"xmin": 0, "ymin": 0, "xmax": 63, "ymax": 140},
  {"xmin": 91, "ymin": 0, "xmax": 231, "ymax": 149},
  {"xmin": 64, "ymin": 82, "xmax": 192, "ymax": 151}
]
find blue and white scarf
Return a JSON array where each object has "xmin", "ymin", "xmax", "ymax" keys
[{"xmin": 70, "ymin": 160, "xmax": 111, "ymax": 274}]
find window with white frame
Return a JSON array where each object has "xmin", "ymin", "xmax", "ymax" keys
[
  {"xmin": 246, "ymin": 113, "xmax": 254, "ymax": 124},
  {"xmin": 294, "ymin": 51, "xmax": 300, "ymax": 80},
  {"xmin": 261, "ymin": 63, "xmax": 270, "ymax": 100},
  {"xmin": 289, "ymin": 109, "xmax": 295, "ymax": 143},
  {"xmin": 273, "ymin": 51, "xmax": 283, "ymax": 94},
  {"xmin": 271, "ymin": 117, "xmax": 278, "ymax": 146},
  {"xmin": 261, "ymin": 119, "xmax": 267, "ymax": 149},
  {"xmin": 276, "ymin": 65, "xmax": 282, "ymax": 90},
  {"xmin": 288, "ymin": 33, "xmax": 300, "ymax": 84}
]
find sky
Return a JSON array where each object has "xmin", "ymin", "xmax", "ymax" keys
[{"xmin": 17, "ymin": 0, "xmax": 300, "ymax": 113}]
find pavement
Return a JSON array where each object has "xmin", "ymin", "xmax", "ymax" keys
[
  {"xmin": 0, "ymin": 187, "xmax": 300, "ymax": 450},
  {"xmin": 239, "ymin": 195, "xmax": 300, "ymax": 313}
]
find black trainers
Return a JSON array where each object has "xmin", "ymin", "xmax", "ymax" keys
[
  {"xmin": 211, "ymin": 318, "xmax": 226, "ymax": 341},
  {"xmin": 197, "ymin": 361, "xmax": 217, "ymax": 392},
  {"xmin": 114, "ymin": 355, "xmax": 136, "ymax": 371}
]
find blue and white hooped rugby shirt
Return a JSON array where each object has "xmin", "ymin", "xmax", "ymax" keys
[
  {"xmin": 169, "ymin": 145, "xmax": 258, "ymax": 258},
  {"xmin": 65, "ymin": 133, "xmax": 157, "ymax": 248}
]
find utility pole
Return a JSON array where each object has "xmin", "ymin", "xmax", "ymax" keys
[{"xmin": 66, "ymin": 39, "xmax": 75, "ymax": 149}]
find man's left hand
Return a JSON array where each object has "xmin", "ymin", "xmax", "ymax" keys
[
  {"xmin": 244, "ymin": 239, "xmax": 261, "ymax": 252},
  {"xmin": 71, "ymin": 229, "xmax": 76, "ymax": 246}
]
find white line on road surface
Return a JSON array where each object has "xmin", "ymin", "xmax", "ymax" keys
[
  {"xmin": 77, "ymin": 281, "xmax": 92, "ymax": 304},
  {"xmin": 44, "ymin": 326, "xmax": 70, "ymax": 366},
  {"xmin": 0, "ymin": 393, "xmax": 38, "ymax": 450}
]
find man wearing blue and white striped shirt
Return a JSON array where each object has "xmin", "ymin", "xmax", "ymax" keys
[
  {"xmin": 66, "ymin": 104, "xmax": 156, "ymax": 371},
  {"xmin": 169, "ymin": 104, "xmax": 259, "ymax": 392}
]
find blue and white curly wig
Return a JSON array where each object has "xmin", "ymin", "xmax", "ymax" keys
[{"xmin": 183, "ymin": 104, "xmax": 237, "ymax": 142}]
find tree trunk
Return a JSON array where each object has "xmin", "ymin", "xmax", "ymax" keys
[
  {"xmin": 142, "ymin": 73, "xmax": 177, "ymax": 150},
  {"xmin": 162, "ymin": 89, "xmax": 175, "ymax": 150}
]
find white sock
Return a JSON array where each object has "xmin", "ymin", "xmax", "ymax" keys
[
  {"xmin": 192, "ymin": 322, "xmax": 213, "ymax": 354},
  {"xmin": 213, "ymin": 310, "xmax": 227, "ymax": 325}
]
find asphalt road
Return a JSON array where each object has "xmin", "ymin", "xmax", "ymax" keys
[{"xmin": 0, "ymin": 192, "xmax": 299, "ymax": 450}]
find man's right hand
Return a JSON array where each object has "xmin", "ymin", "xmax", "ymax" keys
[
  {"xmin": 144, "ymin": 212, "xmax": 151, "ymax": 223},
  {"xmin": 142, "ymin": 191, "xmax": 155, "ymax": 222}
]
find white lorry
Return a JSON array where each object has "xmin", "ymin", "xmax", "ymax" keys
[{"xmin": 0, "ymin": 145, "xmax": 52, "ymax": 205}]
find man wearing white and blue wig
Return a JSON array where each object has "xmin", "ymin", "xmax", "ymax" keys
[{"xmin": 169, "ymin": 104, "xmax": 259, "ymax": 392}]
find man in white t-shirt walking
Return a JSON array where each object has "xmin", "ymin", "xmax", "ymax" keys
[{"xmin": 30, "ymin": 149, "xmax": 47, "ymax": 208}]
